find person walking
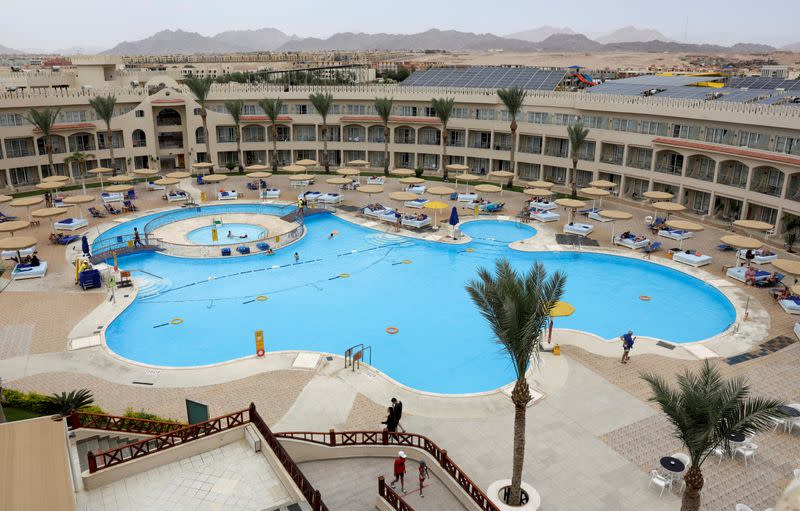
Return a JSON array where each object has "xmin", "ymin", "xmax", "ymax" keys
[
  {"xmin": 391, "ymin": 397, "xmax": 405, "ymax": 432},
  {"xmin": 390, "ymin": 451, "xmax": 407, "ymax": 492},
  {"xmin": 620, "ymin": 330, "xmax": 635, "ymax": 364},
  {"xmin": 133, "ymin": 227, "xmax": 143, "ymax": 247},
  {"xmin": 381, "ymin": 406, "xmax": 397, "ymax": 432},
  {"xmin": 418, "ymin": 460, "xmax": 429, "ymax": 497}
]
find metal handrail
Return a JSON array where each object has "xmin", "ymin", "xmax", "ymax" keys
[
  {"xmin": 69, "ymin": 411, "xmax": 184, "ymax": 436},
  {"xmin": 378, "ymin": 476, "xmax": 415, "ymax": 511}
]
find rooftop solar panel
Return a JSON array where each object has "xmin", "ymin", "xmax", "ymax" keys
[
  {"xmin": 400, "ymin": 66, "xmax": 567, "ymax": 90},
  {"xmin": 727, "ymin": 77, "xmax": 800, "ymax": 90}
]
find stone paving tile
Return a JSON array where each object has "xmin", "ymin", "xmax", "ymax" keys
[{"xmin": 343, "ymin": 392, "xmax": 393, "ymax": 430}]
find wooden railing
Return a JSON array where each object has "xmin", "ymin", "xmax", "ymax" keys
[
  {"xmin": 275, "ymin": 429, "xmax": 500, "ymax": 511},
  {"xmin": 69, "ymin": 411, "xmax": 185, "ymax": 436},
  {"xmin": 378, "ymin": 476, "xmax": 415, "ymax": 511}
]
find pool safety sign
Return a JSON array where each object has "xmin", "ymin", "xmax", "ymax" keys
[{"xmin": 255, "ymin": 330, "xmax": 265, "ymax": 357}]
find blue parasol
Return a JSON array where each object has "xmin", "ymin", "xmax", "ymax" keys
[
  {"xmin": 81, "ymin": 235, "xmax": 90, "ymax": 256},
  {"xmin": 448, "ymin": 206, "xmax": 459, "ymax": 226}
]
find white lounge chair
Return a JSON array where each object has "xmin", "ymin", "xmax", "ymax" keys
[
  {"xmin": 614, "ymin": 235, "xmax": 650, "ymax": 250},
  {"xmin": 146, "ymin": 181, "xmax": 165, "ymax": 191},
  {"xmin": 588, "ymin": 210, "xmax": 613, "ymax": 222},
  {"xmin": 11, "ymin": 261, "xmax": 47, "ymax": 280},
  {"xmin": 726, "ymin": 266, "xmax": 771, "ymax": 284},
  {"xmin": 457, "ymin": 193, "xmax": 478, "ymax": 202},
  {"xmin": 736, "ymin": 249, "xmax": 778, "ymax": 265},
  {"xmin": 405, "ymin": 198, "xmax": 429, "ymax": 209},
  {"xmin": 261, "ymin": 188, "xmax": 280, "ymax": 199},
  {"xmin": 735, "ymin": 504, "xmax": 754, "ymax": 511},
  {"xmin": 101, "ymin": 192, "xmax": 124, "ymax": 203},
  {"xmin": 402, "ymin": 215, "xmax": 431, "ymax": 228},
  {"xmin": 530, "ymin": 210, "xmax": 560, "ymax": 222},
  {"xmin": 648, "ymin": 470, "xmax": 672, "ymax": 497},
  {"xmin": 166, "ymin": 191, "xmax": 188, "ymax": 202},
  {"xmin": 54, "ymin": 217, "xmax": 89, "ymax": 231},
  {"xmin": 53, "ymin": 197, "xmax": 67, "ymax": 208},
  {"xmin": 299, "ymin": 191, "xmax": 321, "ymax": 202},
  {"xmin": 658, "ymin": 229, "xmax": 693, "ymax": 241},
  {"xmin": 734, "ymin": 443, "xmax": 758, "ymax": 469},
  {"xmin": 406, "ymin": 184, "xmax": 426, "ymax": 195},
  {"xmin": 290, "ymin": 179, "xmax": 312, "ymax": 187},
  {"xmin": 564, "ymin": 223, "xmax": 594, "ymax": 237},
  {"xmin": 1, "ymin": 246, "xmax": 36, "ymax": 260},
  {"xmin": 673, "ymin": 251, "xmax": 713, "ymax": 267},
  {"xmin": 363, "ymin": 205, "xmax": 391, "ymax": 219},
  {"xmin": 367, "ymin": 176, "xmax": 384, "ymax": 185},
  {"xmin": 217, "ymin": 190, "xmax": 238, "ymax": 201},
  {"xmin": 318, "ymin": 193, "xmax": 343, "ymax": 204},
  {"xmin": 529, "ymin": 200, "xmax": 556, "ymax": 211},
  {"xmin": 779, "ymin": 298, "xmax": 800, "ymax": 315}
]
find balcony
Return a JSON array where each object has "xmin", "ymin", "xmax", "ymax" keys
[
  {"xmin": 600, "ymin": 154, "xmax": 624, "ymax": 166},
  {"xmin": 395, "ymin": 137, "xmax": 415, "ymax": 145}
]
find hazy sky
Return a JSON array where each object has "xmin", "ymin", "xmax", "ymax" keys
[{"xmin": 5, "ymin": 0, "xmax": 797, "ymax": 50}]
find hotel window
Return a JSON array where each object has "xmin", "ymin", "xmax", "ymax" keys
[
  {"xmin": 611, "ymin": 118, "xmax": 637, "ymax": 132},
  {"xmin": 424, "ymin": 107, "xmax": 435, "ymax": 117},
  {"xmin": 671, "ymin": 124, "xmax": 700, "ymax": 140},
  {"xmin": 578, "ymin": 141, "xmax": 596, "ymax": 161},
  {"xmin": 738, "ymin": 131, "xmax": 767, "ymax": 149},
  {"xmin": 294, "ymin": 126, "xmax": 316, "ymax": 142},
  {"xmin": 452, "ymin": 107, "xmax": 470, "ymax": 119},
  {"xmin": 9, "ymin": 166, "xmax": 36, "ymax": 186},
  {"xmin": 61, "ymin": 110, "xmax": 91, "ymax": 123},
  {"xmin": 500, "ymin": 110, "xmax": 518, "ymax": 122},
  {"xmin": 242, "ymin": 104, "xmax": 261, "ymax": 115},
  {"xmin": 135, "ymin": 110, "xmax": 144, "ymax": 117},
  {"xmin": 97, "ymin": 132, "xmax": 124, "ymax": 150},
  {"xmin": 775, "ymin": 136, "xmax": 800, "ymax": 156},
  {"xmin": 4, "ymin": 138, "xmax": 33, "ymax": 158},
  {"xmin": 346, "ymin": 104, "xmax": 368, "ymax": 115},
  {"xmin": 398, "ymin": 106, "xmax": 417, "ymax": 117},
  {"xmin": 552, "ymin": 113, "xmax": 578, "ymax": 126},
  {"xmin": 0, "ymin": 113, "xmax": 25, "ymax": 127},
  {"xmin": 639, "ymin": 121, "xmax": 668, "ymax": 136},
  {"xmin": 583, "ymin": 115, "xmax": 606, "ymax": 129},
  {"xmin": 329, "ymin": 104, "xmax": 341, "ymax": 115},
  {"xmin": 475, "ymin": 109, "xmax": 495, "ymax": 121},
  {"xmin": 704, "ymin": 127, "xmax": 732, "ymax": 145},
  {"xmin": 216, "ymin": 127, "xmax": 237, "ymax": 144},
  {"xmin": 527, "ymin": 112, "xmax": 549, "ymax": 124},
  {"xmin": 294, "ymin": 104, "xmax": 308, "ymax": 115}
]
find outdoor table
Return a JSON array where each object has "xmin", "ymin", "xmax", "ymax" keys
[
  {"xmin": 659, "ymin": 457, "xmax": 685, "ymax": 474},
  {"xmin": 727, "ymin": 432, "xmax": 746, "ymax": 443},
  {"xmin": 779, "ymin": 406, "xmax": 800, "ymax": 418}
]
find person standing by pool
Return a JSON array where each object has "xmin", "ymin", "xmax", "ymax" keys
[
  {"xmin": 394, "ymin": 211, "xmax": 402, "ymax": 232},
  {"xmin": 418, "ymin": 460, "xmax": 429, "ymax": 497},
  {"xmin": 294, "ymin": 252, "xmax": 300, "ymax": 263},
  {"xmin": 391, "ymin": 397, "xmax": 405, "ymax": 432},
  {"xmin": 133, "ymin": 228, "xmax": 143, "ymax": 247},
  {"xmin": 620, "ymin": 330, "xmax": 635, "ymax": 364},
  {"xmin": 390, "ymin": 451, "xmax": 407, "ymax": 492}
]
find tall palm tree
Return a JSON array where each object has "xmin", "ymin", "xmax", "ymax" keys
[
  {"xmin": 309, "ymin": 92, "xmax": 334, "ymax": 173},
  {"xmin": 258, "ymin": 98, "xmax": 284, "ymax": 172},
  {"xmin": 184, "ymin": 76, "xmax": 215, "ymax": 173},
  {"xmin": 224, "ymin": 100, "xmax": 244, "ymax": 173},
  {"xmin": 497, "ymin": 87, "xmax": 526, "ymax": 188},
  {"xmin": 374, "ymin": 97, "xmax": 394, "ymax": 176},
  {"xmin": 431, "ymin": 97, "xmax": 454, "ymax": 179},
  {"xmin": 89, "ymin": 95, "xmax": 120, "ymax": 176},
  {"xmin": 64, "ymin": 151, "xmax": 96, "ymax": 194},
  {"xmin": 567, "ymin": 122, "xmax": 590, "ymax": 199},
  {"xmin": 25, "ymin": 107, "xmax": 62, "ymax": 182},
  {"xmin": 642, "ymin": 361, "xmax": 786, "ymax": 511},
  {"xmin": 466, "ymin": 259, "xmax": 566, "ymax": 506}
]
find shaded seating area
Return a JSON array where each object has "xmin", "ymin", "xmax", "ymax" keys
[
  {"xmin": 54, "ymin": 217, "xmax": 88, "ymax": 231},
  {"xmin": 261, "ymin": 188, "xmax": 281, "ymax": 199},
  {"xmin": 166, "ymin": 190, "xmax": 189, "ymax": 202},
  {"xmin": 12, "ymin": 261, "xmax": 48, "ymax": 280},
  {"xmin": 529, "ymin": 199, "xmax": 556, "ymax": 211},
  {"xmin": 405, "ymin": 197, "xmax": 429, "ymax": 209},
  {"xmin": 402, "ymin": 214, "xmax": 431, "ymax": 228},
  {"xmin": 672, "ymin": 250, "xmax": 713, "ymax": 267},
  {"xmin": 564, "ymin": 223, "xmax": 594, "ymax": 237},
  {"xmin": 318, "ymin": 193, "xmax": 343, "ymax": 204},
  {"xmin": 217, "ymin": 190, "xmax": 238, "ymax": 201},
  {"xmin": 530, "ymin": 209, "xmax": 560, "ymax": 222},
  {"xmin": 101, "ymin": 192, "xmax": 124, "ymax": 203},
  {"xmin": 658, "ymin": 228, "xmax": 693, "ymax": 241},
  {"xmin": 614, "ymin": 232, "xmax": 650, "ymax": 250}
]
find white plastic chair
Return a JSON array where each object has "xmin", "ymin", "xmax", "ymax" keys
[
  {"xmin": 734, "ymin": 443, "xmax": 758, "ymax": 469},
  {"xmin": 671, "ymin": 453, "xmax": 690, "ymax": 468},
  {"xmin": 735, "ymin": 505, "xmax": 753, "ymax": 511},
  {"xmin": 793, "ymin": 468, "xmax": 800, "ymax": 479},
  {"xmin": 712, "ymin": 446, "xmax": 726, "ymax": 464},
  {"xmin": 648, "ymin": 470, "xmax": 672, "ymax": 497}
]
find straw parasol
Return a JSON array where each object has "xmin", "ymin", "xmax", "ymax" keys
[
  {"xmin": 733, "ymin": 219, "xmax": 774, "ymax": 239},
  {"xmin": 132, "ymin": 168, "xmax": 158, "ymax": 177},
  {"xmin": 107, "ymin": 175, "xmax": 134, "ymax": 183},
  {"xmin": 281, "ymin": 164, "xmax": 306, "ymax": 173},
  {"xmin": 399, "ymin": 177, "xmax": 425, "ymax": 185},
  {"xmin": 720, "ymin": 235, "xmax": 763, "ymax": 250},
  {"xmin": 556, "ymin": 198, "xmax": 587, "ymax": 224},
  {"xmin": 357, "ymin": 184, "xmax": 384, "ymax": 200},
  {"xmin": 348, "ymin": 159, "xmax": 369, "ymax": 166},
  {"xmin": 524, "ymin": 180, "xmax": 554, "ymax": 189},
  {"xmin": 454, "ymin": 173, "xmax": 480, "ymax": 193},
  {"xmin": 424, "ymin": 200, "xmax": 449, "ymax": 228},
  {"xmin": 326, "ymin": 177, "xmax": 352, "ymax": 185},
  {"xmin": 32, "ymin": 207, "xmax": 67, "ymax": 233},
  {"xmin": 166, "ymin": 171, "xmax": 191, "ymax": 179},
  {"xmin": 389, "ymin": 191, "xmax": 418, "ymax": 215},
  {"xmin": 245, "ymin": 164, "xmax": 269, "ymax": 172},
  {"xmin": 203, "ymin": 174, "xmax": 228, "ymax": 183},
  {"xmin": 580, "ymin": 187, "xmax": 611, "ymax": 208},
  {"xmin": 63, "ymin": 195, "xmax": 94, "ymax": 219},
  {"xmin": 488, "ymin": 170, "xmax": 514, "ymax": 179},
  {"xmin": 10, "ymin": 196, "xmax": 44, "ymax": 222},
  {"xmin": 0, "ymin": 195, "xmax": 13, "ymax": 204},
  {"xmin": 772, "ymin": 259, "xmax": 800, "ymax": 276},
  {"xmin": 295, "ymin": 159, "xmax": 318, "ymax": 166},
  {"xmin": 105, "ymin": 184, "xmax": 133, "ymax": 193},
  {"xmin": 390, "ymin": 168, "xmax": 415, "ymax": 177},
  {"xmin": 336, "ymin": 167, "xmax": 360, "ymax": 176},
  {"xmin": 652, "ymin": 201, "xmax": 685, "ymax": 219},
  {"xmin": 589, "ymin": 179, "xmax": 617, "ymax": 189},
  {"xmin": 191, "ymin": 162, "xmax": 214, "ymax": 175},
  {"xmin": 42, "ymin": 175, "xmax": 70, "ymax": 183},
  {"xmin": 643, "ymin": 190, "xmax": 674, "ymax": 201},
  {"xmin": 289, "ymin": 174, "xmax": 314, "ymax": 181},
  {"xmin": 475, "ymin": 184, "xmax": 501, "ymax": 194},
  {"xmin": 598, "ymin": 210, "xmax": 633, "ymax": 241},
  {"xmin": 445, "ymin": 163, "xmax": 469, "ymax": 172},
  {"xmin": 666, "ymin": 219, "xmax": 704, "ymax": 249},
  {"xmin": 0, "ymin": 220, "xmax": 30, "ymax": 236},
  {"xmin": 524, "ymin": 188, "xmax": 555, "ymax": 197},
  {"xmin": 0, "ymin": 235, "xmax": 37, "ymax": 261},
  {"xmin": 154, "ymin": 177, "xmax": 179, "ymax": 186},
  {"xmin": 427, "ymin": 186, "xmax": 456, "ymax": 197},
  {"xmin": 87, "ymin": 167, "xmax": 113, "ymax": 189},
  {"xmin": 35, "ymin": 181, "xmax": 64, "ymax": 191},
  {"xmin": 248, "ymin": 171, "xmax": 273, "ymax": 179}
]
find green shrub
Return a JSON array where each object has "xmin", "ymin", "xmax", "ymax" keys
[
  {"xmin": 2, "ymin": 388, "xmax": 56, "ymax": 414},
  {"xmin": 225, "ymin": 161, "xmax": 236, "ymax": 171},
  {"xmin": 414, "ymin": 166, "xmax": 424, "ymax": 178},
  {"xmin": 79, "ymin": 405, "xmax": 106, "ymax": 415},
  {"xmin": 123, "ymin": 408, "xmax": 182, "ymax": 424}
]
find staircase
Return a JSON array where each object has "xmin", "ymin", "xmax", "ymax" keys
[{"xmin": 76, "ymin": 434, "xmax": 141, "ymax": 472}]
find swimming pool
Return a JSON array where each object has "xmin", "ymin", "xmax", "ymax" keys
[
  {"xmin": 100, "ymin": 205, "xmax": 735, "ymax": 394},
  {"xmin": 187, "ymin": 223, "xmax": 267, "ymax": 245}
]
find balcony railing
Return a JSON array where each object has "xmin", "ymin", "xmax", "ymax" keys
[
  {"xmin": 395, "ymin": 137, "xmax": 415, "ymax": 144},
  {"xmin": 654, "ymin": 162, "xmax": 682, "ymax": 175},
  {"xmin": 751, "ymin": 184, "xmax": 783, "ymax": 197},
  {"xmin": 600, "ymin": 155, "xmax": 624, "ymax": 165},
  {"xmin": 469, "ymin": 142, "xmax": 491, "ymax": 149},
  {"xmin": 544, "ymin": 149, "xmax": 568, "ymax": 158}
]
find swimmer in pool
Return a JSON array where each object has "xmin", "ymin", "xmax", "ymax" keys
[{"xmin": 227, "ymin": 230, "xmax": 248, "ymax": 239}]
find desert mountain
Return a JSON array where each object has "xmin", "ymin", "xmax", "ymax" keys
[
  {"xmin": 506, "ymin": 26, "xmax": 575, "ymax": 43},
  {"xmin": 596, "ymin": 26, "xmax": 671, "ymax": 44}
]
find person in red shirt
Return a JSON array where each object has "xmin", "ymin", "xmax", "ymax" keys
[{"xmin": 390, "ymin": 451, "xmax": 407, "ymax": 492}]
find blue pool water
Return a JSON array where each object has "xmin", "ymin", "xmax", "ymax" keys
[
  {"xmin": 187, "ymin": 223, "xmax": 267, "ymax": 245},
  {"xmin": 99, "ymin": 205, "xmax": 735, "ymax": 394}
]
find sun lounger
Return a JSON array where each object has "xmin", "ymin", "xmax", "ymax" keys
[
  {"xmin": 261, "ymin": 188, "xmax": 280, "ymax": 199},
  {"xmin": 736, "ymin": 249, "xmax": 777, "ymax": 265},
  {"xmin": 2, "ymin": 246, "xmax": 35, "ymax": 260},
  {"xmin": 726, "ymin": 266, "xmax": 771, "ymax": 284},
  {"xmin": 405, "ymin": 198, "xmax": 429, "ymax": 209},
  {"xmin": 588, "ymin": 210, "xmax": 613, "ymax": 222},
  {"xmin": 196, "ymin": 176, "xmax": 206, "ymax": 185},
  {"xmin": 564, "ymin": 223, "xmax": 594, "ymax": 237},
  {"xmin": 122, "ymin": 200, "xmax": 138, "ymax": 212},
  {"xmin": 642, "ymin": 241, "xmax": 662, "ymax": 255},
  {"xmin": 614, "ymin": 234, "xmax": 650, "ymax": 250},
  {"xmin": 530, "ymin": 210, "xmax": 560, "ymax": 222},
  {"xmin": 236, "ymin": 245, "xmax": 251, "ymax": 255},
  {"xmin": 126, "ymin": 190, "xmax": 137, "ymax": 200},
  {"xmin": 88, "ymin": 207, "xmax": 105, "ymax": 218},
  {"xmin": 529, "ymin": 200, "xmax": 556, "ymax": 211},
  {"xmin": 147, "ymin": 181, "xmax": 165, "ymax": 191},
  {"xmin": 54, "ymin": 217, "xmax": 89, "ymax": 231},
  {"xmin": 256, "ymin": 242, "xmax": 271, "ymax": 251},
  {"xmin": 672, "ymin": 251, "xmax": 713, "ymax": 267},
  {"xmin": 53, "ymin": 197, "xmax": 67, "ymax": 208},
  {"xmin": 779, "ymin": 297, "xmax": 800, "ymax": 314},
  {"xmin": 482, "ymin": 203, "xmax": 505, "ymax": 213},
  {"xmin": 54, "ymin": 234, "xmax": 80, "ymax": 245},
  {"xmin": 167, "ymin": 191, "xmax": 189, "ymax": 202},
  {"xmin": 101, "ymin": 192, "xmax": 124, "ymax": 203},
  {"xmin": 362, "ymin": 205, "xmax": 389, "ymax": 218},
  {"xmin": 221, "ymin": 247, "xmax": 231, "ymax": 256},
  {"xmin": 717, "ymin": 243, "xmax": 734, "ymax": 251},
  {"xmin": 299, "ymin": 191, "xmax": 321, "ymax": 202},
  {"xmin": 217, "ymin": 190, "xmax": 238, "ymax": 201},
  {"xmin": 247, "ymin": 182, "xmax": 259, "ymax": 191},
  {"xmin": 754, "ymin": 272, "xmax": 784, "ymax": 288},
  {"xmin": 0, "ymin": 212, "xmax": 18, "ymax": 222},
  {"xmin": 318, "ymin": 193, "xmax": 343, "ymax": 204},
  {"xmin": 367, "ymin": 176, "xmax": 385, "ymax": 185},
  {"xmin": 406, "ymin": 185, "xmax": 426, "ymax": 195},
  {"xmin": 658, "ymin": 229, "xmax": 693, "ymax": 241},
  {"xmin": 379, "ymin": 210, "xmax": 399, "ymax": 223},
  {"xmin": 290, "ymin": 179, "xmax": 313, "ymax": 187},
  {"xmin": 402, "ymin": 215, "xmax": 431, "ymax": 228},
  {"xmin": 11, "ymin": 261, "xmax": 47, "ymax": 280},
  {"xmin": 457, "ymin": 193, "xmax": 478, "ymax": 202},
  {"xmin": 103, "ymin": 204, "xmax": 121, "ymax": 215}
]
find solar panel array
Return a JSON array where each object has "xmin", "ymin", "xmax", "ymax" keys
[
  {"xmin": 610, "ymin": 75, "xmax": 721, "ymax": 87},
  {"xmin": 727, "ymin": 77, "xmax": 800, "ymax": 91},
  {"xmin": 400, "ymin": 67, "xmax": 567, "ymax": 91},
  {"xmin": 716, "ymin": 89, "xmax": 777, "ymax": 103},
  {"xmin": 587, "ymin": 82, "xmax": 657, "ymax": 95}
]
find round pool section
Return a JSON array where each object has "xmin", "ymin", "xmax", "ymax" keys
[
  {"xmin": 100, "ymin": 208, "xmax": 735, "ymax": 394},
  {"xmin": 187, "ymin": 223, "xmax": 267, "ymax": 245}
]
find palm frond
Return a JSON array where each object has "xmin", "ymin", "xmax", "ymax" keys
[
  {"xmin": 25, "ymin": 107, "xmax": 61, "ymax": 135},
  {"xmin": 431, "ymin": 97, "xmax": 455, "ymax": 125},
  {"xmin": 567, "ymin": 122, "xmax": 590, "ymax": 159},
  {"xmin": 89, "ymin": 95, "xmax": 117, "ymax": 126},
  {"xmin": 497, "ymin": 87, "xmax": 526, "ymax": 117},
  {"xmin": 224, "ymin": 100, "xmax": 244, "ymax": 125},
  {"xmin": 258, "ymin": 98, "xmax": 283, "ymax": 123},
  {"xmin": 374, "ymin": 97, "xmax": 394, "ymax": 125},
  {"xmin": 184, "ymin": 76, "xmax": 213, "ymax": 105},
  {"xmin": 309, "ymin": 92, "xmax": 334, "ymax": 120}
]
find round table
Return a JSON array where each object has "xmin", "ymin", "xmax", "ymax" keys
[
  {"xmin": 659, "ymin": 457, "xmax": 685, "ymax": 474},
  {"xmin": 727, "ymin": 432, "xmax": 746, "ymax": 443},
  {"xmin": 779, "ymin": 405, "xmax": 800, "ymax": 418}
]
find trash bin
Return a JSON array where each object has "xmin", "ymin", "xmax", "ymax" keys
[{"xmin": 553, "ymin": 345, "xmax": 561, "ymax": 356}]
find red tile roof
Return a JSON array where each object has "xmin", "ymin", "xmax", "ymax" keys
[
  {"xmin": 652, "ymin": 138, "xmax": 800, "ymax": 168},
  {"xmin": 240, "ymin": 116, "xmax": 293, "ymax": 122},
  {"xmin": 33, "ymin": 122, "xmax": 96, "ymax": 132},
  {"xmin": 152, "ymin": 98, "xmax": 185, "ymax": 104}
]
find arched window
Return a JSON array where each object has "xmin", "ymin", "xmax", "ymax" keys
[
  {"xmin": 132, "ymin": 129, "xmax": 147, "ymax": 147},
  {"xmin": 196, "ymin": 126, "xmax": 206, "ymax": 144},
  {"xmin": 156, "ymin": 108, "xmax": 181, "ymax": 127}
]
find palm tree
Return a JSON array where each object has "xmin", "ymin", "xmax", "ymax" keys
[
  {"xmin": 25, "ymin": 107, "xmax": 62, "ymax": 182},
  {"xmin": 567, "ymin": 122, "xmax": 590, "ymax": 199},
  {"xmin": 374, "ymin": 97, "xmax": 394, "ymax": 176},
  {"xmin": 642, "ymin": 361, "xmax": 786, "ymax": 511},
  {"xmin": 309, "ymin": 92, "xmax": 334, "ymax": 172},
  {"xmin": 184, "ymin": 76, "xmax": 215, "ymax": 173},
  {"xmin": 466, "ymin": 259, "xmax": 566, "ymax": 506},
  {"xmin": 224, "ymin": 100, "xmax": 244, "ymax": 173},
  {"xmin": 258, "ymin": 98, "xmax": 284, "ymax": 172},
  {"xmin": 49, "ymin": 389, "xmax": 94, "ymax": 419},
  {"xmin": 0, "ymin": 377, "xmax": 6, "ymax": 424},
  {"xmin": 497, "ymin": 87, "xmax": 526, "ymax": 188},
  {"xmin": 431, "ymin": 97, "xmax": 454, "ymax": 179},
  {"xmin": 64, "ymin": 151, "xmax": 96, "ymax": 194},
  {"xmin": 89, "ymin": 95, "xmax": 120, "ymax": 176}
]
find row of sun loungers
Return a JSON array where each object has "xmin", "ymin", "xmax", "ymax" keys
[
  {"xmin": 361, "ymin": 204, "xmax": 430, "ymax": 228},
  {"xmin": 299, "ymin": 191, "xmax": 343, "ymax": 204}
]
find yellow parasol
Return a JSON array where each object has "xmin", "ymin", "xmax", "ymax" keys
[{"xmin": 547, "ymin": 301, "xmax": 575, "ymax": 343}]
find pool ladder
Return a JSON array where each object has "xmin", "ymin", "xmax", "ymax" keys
[{"xmin": 344, "ymin": 343, "xmax": 372, "ymax": 372}]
